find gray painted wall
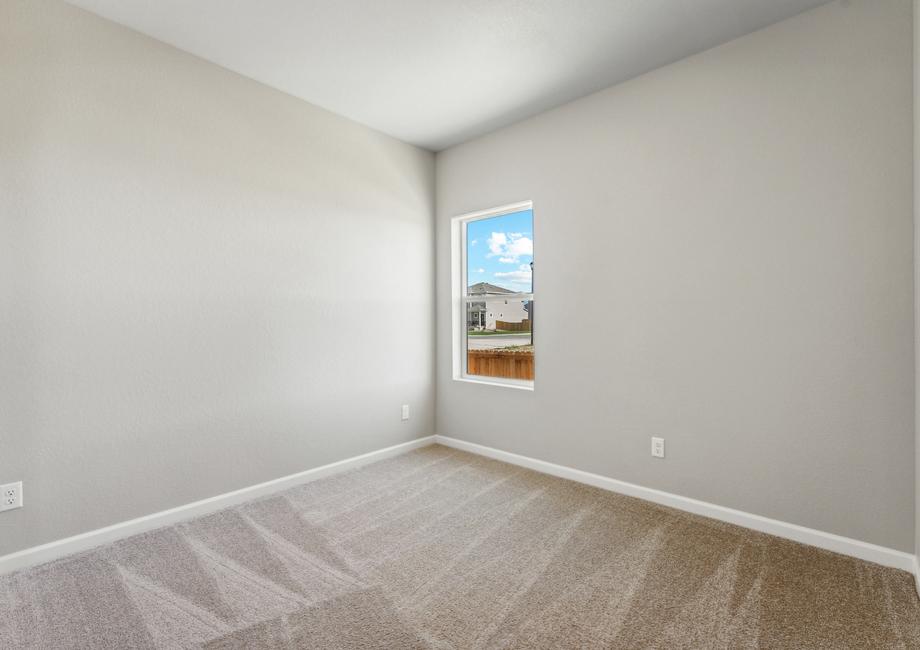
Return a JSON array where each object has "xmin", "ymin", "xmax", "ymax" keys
[
  {"xmin": 0, "ymin": 0, "xmax": 435, "ymax": 556},
  {"xmin": 915, "ymin": 0, "xmax": 919, "ymax": 566},
  {"xmin": 436, "ymin": 0, "xmax": 914, "ymax": 551}
]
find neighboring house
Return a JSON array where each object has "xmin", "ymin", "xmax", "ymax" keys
[{"xmin": 467, "ymin": 282, "xmax": 529, "ymax": 330}]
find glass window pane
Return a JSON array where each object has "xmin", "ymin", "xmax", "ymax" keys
[
  {"xmin": 466, "ymin": 298, "xmax": 533, "ymax": 380},
  {"xmin": 466, "ymin": 209, "xmax": 532, "ymax": 294},
  {"xmin": 465, "ymin": 208, "xmax": 533, "ymax": 382}
]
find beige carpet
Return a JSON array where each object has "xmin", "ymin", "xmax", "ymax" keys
[{"xmin": 1, "ymin": 444, "xmax": 918, "ymax": 649}]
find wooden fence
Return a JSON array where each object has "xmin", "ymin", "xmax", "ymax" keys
[
  {"xmin": 467, "ymin": 350, "xmax": 534, "ymax": 380},
  {"xmin": 496, "ymin": 319, "xmax": 531, "ymax": 332}
]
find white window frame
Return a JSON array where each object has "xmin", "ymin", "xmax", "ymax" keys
[{"xmin": 451, "ymin": 200, "xmax": 534, "ymax": 390}]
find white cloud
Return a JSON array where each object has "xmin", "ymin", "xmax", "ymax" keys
[
  {"xmin": 471, "ymin": 239, "xmax": 478, "ymax": 246},
  {"xmin": 494, "ymin": 264, "xmax": 532, "ymax": 289},
  {"xmin": 487, "ymin": 232, "xmax": 533, "ymax": 263},
  {"xmin": 506, "ymin": 236, "xmax": 533, "ymax": 257},
  {"xmin": 474, "ymin": 268, "xmax": 485, "ymax": 273},
  {"xmin": 487, "ymin": 232, "xmax": 507, "ymax": 256}
]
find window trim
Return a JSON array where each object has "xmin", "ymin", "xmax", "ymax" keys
[{"xmin": 451, "ymin": 200, "xmax": 534, "ymax": 390}]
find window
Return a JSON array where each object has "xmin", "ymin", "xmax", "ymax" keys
[{"xmin": 452, "ymin": 201, "xmax": 533, "ymax": 389}]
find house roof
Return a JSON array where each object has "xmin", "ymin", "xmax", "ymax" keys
[{"xmin": 468, "ymin": 282, "xmax": 514, "ymax": 296}]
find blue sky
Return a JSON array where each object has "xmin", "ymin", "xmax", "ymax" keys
[{"xmin": 467, "ymin": 209, "xmax": 533, "ymax": 292}]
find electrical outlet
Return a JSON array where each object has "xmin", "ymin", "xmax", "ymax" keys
[
  {"xmin": 0, "ymin": 481, "xmax": 22, "ymax": 512},
  {"xmin": 401, "ymin": 404, "xmax": 410, "ymax": 421},
  {"xmin": 651, "ymin": 437, "xmax": 665, "ymax": 459}
]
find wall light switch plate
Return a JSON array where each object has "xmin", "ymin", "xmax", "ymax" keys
[
  {"xmin": 0, "ymin": 481, "xmax": 22, "ymax": 512},
  {"xmin": 401, "ymin": 404, "xmax": 410, "ymax": 421},
  {"xmin": 651, "ymin": 437, "xmax": 665, "ymax": 459}
]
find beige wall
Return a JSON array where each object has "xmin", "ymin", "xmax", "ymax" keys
[
  {"xmin": 0, "ymin": 0, "xmax": 435, "ymax": 555},
  {"xmin": 437, "ymin": 0, "xmax": 914, "ymax": 551}
]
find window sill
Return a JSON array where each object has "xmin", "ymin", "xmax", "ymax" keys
[{"xmin": 453, "ymin": 376, "xmax": 534, "ymax": 391}]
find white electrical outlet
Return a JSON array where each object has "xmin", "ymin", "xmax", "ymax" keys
[
  {"xmin": 0, "ymin": 481, "xmax": 22, "ymax": 512},
  {"xmin": 401, "ymin": 404, "xmax": 410, "ymax": 421},
  {"xmin": 651, "ymin": 437, "xmax": 665, "ymax": 459}
]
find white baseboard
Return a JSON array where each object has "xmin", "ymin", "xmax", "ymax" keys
[
  {"xmin": 435, "ymin": 435, "xmax": 917, "ymax": 574},
  {"xmin": 0, "ymin": 435, "xmax": 436, "ymax": 576},
  {"xmin": 4, "ymin": 433, "xmax": 916, "ymax": 586},
  {"xmin": 915, "ymin": 557, "xmax": 920, "ymax": 600}
]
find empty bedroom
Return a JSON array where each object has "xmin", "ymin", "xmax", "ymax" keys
[{"xmin": 1, "ymin": 0, "xmax": 919, "ymax": 647}]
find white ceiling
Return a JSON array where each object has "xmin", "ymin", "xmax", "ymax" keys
[{"xmin": 66, "ymin": 0, "xmax": 830, "ymax": 151}]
